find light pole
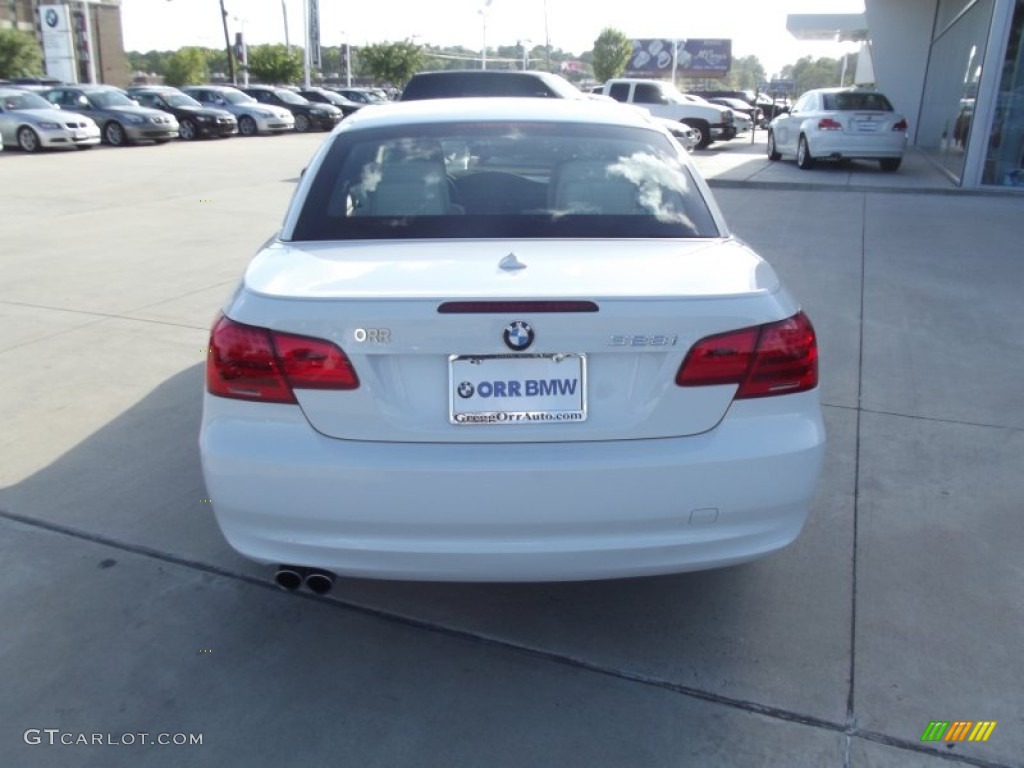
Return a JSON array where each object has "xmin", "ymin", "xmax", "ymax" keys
[
  {"xmin": 219, "ymin": 0, "xmax": 236, "ymax": 84},
  {"xmin": 479, "ymin": 11, "xmax": 487, "ymax": 69},
  {"xmin": 282, "ymin": 0, "xmax": 290, "ymax": 54},
  {"xmin": 232, "ymin": 15, "xmax": 248, "ymax": 87},
  {"xmin": 341, "ymin": 31, "xmax": 352, "ymax": 87},
  {"xmin": 543, "ymin": 0, "xmax": 551, "ymax": 72},
  {"xmin": 518, "ymin": 38, "xmax": 532, "ymax": 71},
  {"xmin": 479, "ymin": 0, "xmax": 493, "ymax": 70},
  {"xmin": 302, "ymin": 0, "xmax": 311, "ymax": 87}
]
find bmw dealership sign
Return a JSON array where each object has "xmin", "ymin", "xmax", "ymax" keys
[{"xmin": 38, "ymin": 4, "xmax": 78, "ymax": 84}]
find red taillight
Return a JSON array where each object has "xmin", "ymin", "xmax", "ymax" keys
[
  {"xmin": 818, "ymin": 118, "xmax": 843, "ymax": 131},
  {"xmin": 206, "ymin": 316, "xmax": 359, "ymax": 403},
  {"xmin": 892, "ymin": 118, "xmax": 908, "ymax": 132},
  {"xmin": 676, "ymin": 312, "xmax": 818, "ymax": 399}
]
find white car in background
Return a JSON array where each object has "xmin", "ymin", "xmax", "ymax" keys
[
  {"xmin": 767, "ymin": 86, "xmax": 908, "ymax": 171},
  {"xmin": 200, "ymin": 98, "xmax": 825, "ymax": 589},
  {"xmin": 0, "ymin": 87, "xmax": 101, "ymax": 152}
]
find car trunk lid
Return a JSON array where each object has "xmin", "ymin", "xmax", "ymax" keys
[{"xmin": 225, "ymin": 238, "xmax": 798, "ymax": 443}]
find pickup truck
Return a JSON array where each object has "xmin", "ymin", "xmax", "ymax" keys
[{"xmin": 596, "ymin": 79, "xmax": 737, "ymax": 148}]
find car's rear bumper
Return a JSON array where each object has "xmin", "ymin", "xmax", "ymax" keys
[
  {"xmin": 200, "ymin": 391, "xmax": 826, "ymax": 582},
  {"xmin": 807, "ymin": 132, "xmax": 907, "ymax": 159}
]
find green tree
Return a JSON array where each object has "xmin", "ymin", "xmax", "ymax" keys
[
  {"xmin": 591, "ymin": 28, "xmax": 631, "ymax": 83},
  {"xmin": 126, "ymin": 49, "xmax": 175, "ymax": 76},
  {"xmin": 246, "ymin": 44, "xmax": 303, "ymax": 84},
  {"xmin": 200, "ymin": 47, "xmax": 229, "ymax": 80},
  {"xmin": 0, "ymin": 28, "xmax": 43, "ymax": 79},
  {"xmin": 729, "ymin": 55, "xmax": 766, "ymax": 92},
  {"xmin": 319, "ymin": 45, "xmax": 341, "ymax": 79},
  {"xmin": 358, "ymin": 40, "xmax": 424, "ymax": 88},
  {"xmin": 163, "ymin": 47, "xmax": 209, "ymax": 86},
  {"xmin": 781, "ymin": 56, "xmax": 842, "ymax": 96}
]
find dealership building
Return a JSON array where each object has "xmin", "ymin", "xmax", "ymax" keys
[
  {"xmin": 790, "ymin": 0, "xmax": 1024, "ymax": 190},
  {"xmin": 0, "ymin": 0, "xmax": 129, "ymax": 87}
]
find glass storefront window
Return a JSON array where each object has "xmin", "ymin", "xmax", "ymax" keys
[
  {"xmin": 938, "ymin": 0, "xmax": 981, "ymax": 31},
  {"xmin": 918, "ymin": 0, "xmax": 994, "ymax": 181},
  {"xmin": 983, "ymin": 0, "xmax": 1024, "ymax": 186}
]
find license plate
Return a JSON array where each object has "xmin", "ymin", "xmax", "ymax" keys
[
  {"xmin": 854, "ymin": 116, "xmax": 881, "ymax": 132},
  {"xmin": 449, "ymin": 353, "xmax": 587, "ymax": 425}
]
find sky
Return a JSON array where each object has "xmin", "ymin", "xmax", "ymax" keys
[{"xmin": 120, "ymin": 0, "xmax": 865, "ymax": 78}]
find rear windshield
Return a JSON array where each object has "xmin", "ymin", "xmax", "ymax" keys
[
  {"xmin": 823, "ymin": 92, "xmax": 894, "ymax": 111},
  {"xmin": 291, "ymin": 121, "xmax": 720, "ymax": 241}
]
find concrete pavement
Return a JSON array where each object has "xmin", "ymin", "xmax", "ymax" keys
[{"xmin": 1, "ymin": 133, "xmax": 1021, "ymax": 767}]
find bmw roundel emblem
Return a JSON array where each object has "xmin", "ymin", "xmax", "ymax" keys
[
  {"xmin": 457, "ymin": 381, "xmax": 475, "ymax": 399},
  {"xmin": 503, "ymin": 320, "xmax": 534, "ymax": 351},
  {"xmin": 45, "ymin": 8, "xmax": 59, "ymax": 27}
]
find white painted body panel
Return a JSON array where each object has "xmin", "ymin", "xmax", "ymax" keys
[
  {"xmin": 227, "ymin": 237, "xmax": 795, "ymax": 442},
  {"xmin": 201, "ymin": 392, "xmax": 825, "ymax": 581}
]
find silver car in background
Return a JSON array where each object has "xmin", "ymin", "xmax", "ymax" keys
[
  {"xmin": 43, "ymin": 85, "xmax": 178, "ymax": 146},
  {"xmin": 0, "ymin": 88, "xmax": 100, "ymax": 152},
  {"xmin": 182, "ymin": 85, "xmax": 295, "ymax": 136}
]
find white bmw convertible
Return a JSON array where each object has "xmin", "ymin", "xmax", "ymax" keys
[{"xmin": 200, "ymin": 98, "xmax": 825, "ymax": 588}]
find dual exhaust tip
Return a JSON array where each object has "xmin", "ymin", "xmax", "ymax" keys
[{"xmin": 274, "ymin": 565, "xmax": 335, "ymax": 595}]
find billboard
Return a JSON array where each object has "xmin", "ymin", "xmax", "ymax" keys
[
  {"xmin": 627, "ymin": 39, "xmax": 732, "ymax": 78},
  {"xmin": 38, "ymin": 4, "xmax": 78, "ymax": 84}
]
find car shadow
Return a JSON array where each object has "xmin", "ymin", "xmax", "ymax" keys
[{"xmin": 0, "ymin": 362, "xmax": 853, "ymax": 722}]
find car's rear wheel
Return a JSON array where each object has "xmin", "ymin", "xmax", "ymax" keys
[
  {"xmin": 239, "ymin": 115, "xmax": 257, "ymax": 136},
  {"xmin": 767, "ymin": 130, "xmax": 781, "ymax": 161},
  {"xmin": 179, "ymin": 118, "xmax": 197, "ymax": 140},
  {"xmin": 683, "ymin": 119, "xmax": 711, "ymax": 150},
  {"xmin": 294, "ymin": 113, "xmax": 310, "ymax": 133},
  {"xmin": 17, "ymin": 126, "xmax": 40, "ymax": 153},
  {"xmin": 880, "ymin": 157, "xmax": 902, "ymax": 172},
  {"xmin": 797, "ymin": 135, "xmax": 815, "ymax": 169},
  {"xmin": 104, "ymin": 121, "xmax": 127, "ymax": 147}
]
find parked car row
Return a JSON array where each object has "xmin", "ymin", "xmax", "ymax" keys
[
  {"xmin": 0, "ymin": 82, "xmax": 378, "ymax": 152},
  {"xmin": 689, "ymin": 89, "xmax": 791, "ymax": 127}
]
